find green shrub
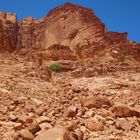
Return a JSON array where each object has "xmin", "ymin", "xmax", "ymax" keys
[
  {"xmin": 79, "ymin": 96, "xmax": 86, "ymax": 103},
  {"xmin": 95, "ymin": 59, "xmax": 101, "ymax": 65},
  {"xmin": 123, "ymin": 58, "xmax": 129, "ymax": 66},
  {"xmin": 49, "ymin": 63, "xmax": 61, "ymax": 72}
]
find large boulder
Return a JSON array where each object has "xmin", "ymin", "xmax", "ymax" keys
[
  {"xmin": 80, "ymin": 96, "xmax": 111, "ymax": 109},
  {"xmin": 34, "ymin": 126, "xmax": 82, "ymax": 140},
  {"xmin": 85, "ymin": 117, "xmax": 104, "ymax": 131},
  {"xmin": 112, "ymin": 105, "xmax": 140, "ymax": 117}
]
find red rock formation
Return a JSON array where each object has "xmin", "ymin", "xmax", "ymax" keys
[
  {"xmin": 0, "ymin": 3, "xmax": 140, "ymax": 62},
  {"xmin": 106, "ymin": 32, "xmax": 128, "ymax": 43},
  {"xmin": 0, "ymin": 11, "xmax": 18, "ymax": 52}
]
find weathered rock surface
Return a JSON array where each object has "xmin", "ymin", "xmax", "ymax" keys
[
  {"xmin": 85, "ymin": 117, "xmax": 104, "ymax": 131},
  {"xmin": 0, "ymin": 55, "xmax": 140, "ymax": 139},
  {"xmin": 112, "ymin": 105, "xmax": 140, "ymax": 117},
  {"xmin": 34, "ymin": 126, "xmax": 79, "ymax": 140},
  {"xmin": 63, "ymin": 106, "xmax": 77, "ymax": 118},
  {"xmin": 81, "ymin": 96, "xmax": 111, "ymax": 109},
  {"xmin": 0, "ymin": 12, "xmax": 18, "ymax": 52},
  {"xmin": 0, "ymin": 3, "xmax": 140, "ymax": 63},
  {"xmin": 19, "ymin": 129, "xmax": 34, "ymax": 140}
]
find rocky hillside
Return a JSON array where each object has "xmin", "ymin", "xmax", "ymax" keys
[{"xmin": 0, "ymin": 2, "xmax": 140, "ymax": 140}]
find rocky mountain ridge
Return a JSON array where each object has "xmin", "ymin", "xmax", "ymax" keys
[{"xmin": 0, "ymin": 3, "xmax": 140, "ymax": 63}]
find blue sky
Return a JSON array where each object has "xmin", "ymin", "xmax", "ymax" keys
[{"xmin": 0, "ymin": 0, "xmax": 140, "ymax": 42}]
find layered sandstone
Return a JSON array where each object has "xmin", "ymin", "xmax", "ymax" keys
[
  {"xmin": 0, "ymin": 3, "xmax": 140, "ymax": 62},
  {"xmin": 0, "ymin": 11, "xmax": 18, "ymax": 52}
]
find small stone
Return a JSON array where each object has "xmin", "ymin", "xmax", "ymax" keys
[
  {"xmin": 31, "ymin": 98, "xmax": 43, "ymax": 106},
  {"xmin": 39, "ymin": 122, "xmax": 52, "ymax": 130},
  {"xmin": 84, "ymin": 110, "xmax": 95, "ymax": 117},
  {"xmin": 28, "ymin": 124, "xmax": 41, "ymax": 135},
  {"xmin": 9, "ymin": 114, "xmax": 18, "ymax": 122},
  {"xmin": 64, "ymin": 121, "xmax": 79, "ymax": 131},
  {"xmin": 80, "ymin": 126, "xmax": 87, "ymax": 132},
  {"xmin": 0, "ymin": 121, "xmax": 22, "ymax": 130},
  {"xmin": 19, "ymin": 129, "xmax": 34, "ymax": 140},
  {"xmin": 77, "ymin": 108, "xmax": 86, "ymax": 117},
  {"xmin": 13, "ymin": 132, "xmax": 20, "ymax": 140},
  {"xmin": 8, "ymin": 105, "xmax": 16, "ymax": 111},
  {"xmin": 17, "ymin": 97, "xmax": 28, "ymax": 101},
  {"xmin": 116, "ymin": 118, "xmax": 133, "ymax": 131},
  {"xmin": 112, "ymin": 50, "xmax": 119, "ymax": 54},
  {"xmin": 85, "ymin": 117, "xmax": 104, "ymax": 131},
  {"xmin": 14, "ymin": 122, "xmax": 23, "ymax": 130},
  {"xmin": 28, "ymin": 113, "xmax": 35, "ymax": 118},
  {"xmin": 18, "ymin": 115, "xmax": 33, "ymax": 124},
  {"xmin": 63, "ymin": 106, "xmax": 77, "ymax": 118},
  {"xmin": 36, "ymin": 116, "xmax": 52, "ymax": 124},
  {"xmin": 75, "ymin": 128, "xmax": 84, "ymax": 140},
  {"xmin": 35, "ymin": 107, "xmax": 46, "ymax": 116},
  {"xmin": 127, "ymin": 117, "xmax": 139, "ymax": 126},
  {"xmin": 109, "ymin": 136, "xmax": 122, "ymax": 140},
  {"xmin": 106, "ymin": 120, "xmax": 114, "ymax": 125},
  {"xmin": 110, "ymin": 125, "xmax": 123, "ymax": 135}
]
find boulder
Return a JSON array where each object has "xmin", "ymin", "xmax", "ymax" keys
[
  {"xmin": 115, "ymin": 118, "xmax": 133, "ymax": 131},
  {"xmin": 81, "ymin": 96, "xmax": 111, "ymax": 109},
  {"xmin": 19, "ymin": 129, "xmax": 34, "ymax": 140},
  {"xmin": 36, "ymin": 116, "xmax": 52, "ymax": 124},
  {"xmin": 63, "ymin": 106, "xmax": 77, "ymax": 118},
  {"xmin": 28, "ymin": 124, "xmax": 41, "ymax": 135},
  {"xmin": 112, "ymin": 105, "xmax": 140, "ymax": 117},
  {"xmin": 85, "ymin": 117, "xmax": 104, "ymax": 131},
  {"xmin": 34, "ymin": 126, "xmax": 80, "ymax": 140}
]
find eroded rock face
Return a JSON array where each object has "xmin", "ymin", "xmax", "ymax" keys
[
  {"xmin": 0, "ymin": 3, "xmax": 140, "ymax": 62},
  {"xmin": 17, "ymin": 3, "xmax": 108, "ymax": 59},
  {"xmin": 28, "ymin": 44, "xmax": 77, "ymax": 61},
  {"xmin": 0, "ymin": 11, "xmax": 18, "ymax": 52},
  {"xmin": 45, "ymin": 3, "xmax": 107, "ymax": 50}
]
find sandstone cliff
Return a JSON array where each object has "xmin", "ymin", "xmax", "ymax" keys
[
  {"xmin": 0, "ymin": 3, "xmax": 140, "ymax": 62},
  {"xmin": 0, "ymin": 11, "xmax": 18, "ymax": 52}
]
